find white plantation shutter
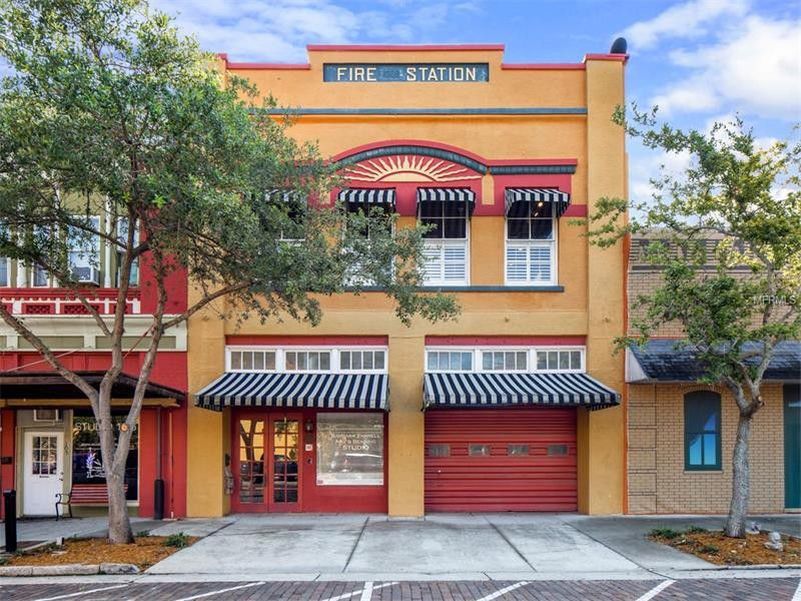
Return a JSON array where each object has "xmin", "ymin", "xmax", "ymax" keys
[
  {"xmin": 423, "ymin": 241, "xmax": 467, "ymax": 285},
  {"xmin": 506, "ymin": 242, "xmax": 553, "ymax": 284}
]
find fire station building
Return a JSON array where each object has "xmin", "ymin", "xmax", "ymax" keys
[{"xmin": 186, "ymin": 44, "xmax": 629, "ymax": 517}]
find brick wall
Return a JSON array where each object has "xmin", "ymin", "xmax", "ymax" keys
[{"xmin": 628, "ymin": 382, "xmax": 786, "ymax": 514}]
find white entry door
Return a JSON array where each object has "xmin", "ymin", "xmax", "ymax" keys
[{"xmin": 23, "ymin": 431, "xmax": 64, "ymax": 516}]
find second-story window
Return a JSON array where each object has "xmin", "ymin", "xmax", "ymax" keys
[
  {"xmin": 68, "ymin": 216, "xmax": 100, "ymax": 285},
  {"xmin": 418, "ymin": 188, "xmax": 474, "ymax": 287},
  {"xmin": 506, "ymin": 198, "xmax": 555, "ymax": 285}
]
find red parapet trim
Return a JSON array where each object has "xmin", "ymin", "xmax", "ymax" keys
[
  {"xmin": 227, "ymin": 62, "xmax": 311, "ymax": 70},
  {"xmin": 226, "ymin": 335, "xmax": 389, "ymax": 346},
  {"xmin": 426, "ymin": 335, "xmax": 587, "ymax": 346},
  {"xmin": 307, "ymin": 44, "xmax": 505, "ymax": 52},
  {"xmin": 561, "ymin": 204, "xmax": 587, "ymax": 217},
  {"xmin": 501, "ymin": 63, "xmax": 585, "ymax": 71},
  {"xmin": 583, "ymin": 53, "xmax": 629, "ymax": 63}
]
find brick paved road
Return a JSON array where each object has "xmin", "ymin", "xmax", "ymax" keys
[{"xmin": 0, "ymin": 577, "xmax": 798, "ymax": 600}]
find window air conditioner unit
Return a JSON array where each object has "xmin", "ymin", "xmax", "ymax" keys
[
  {"xmin": 72, "ymin": 265, "xmax": 100, "ymax": 285},
  {"xmin": 33, "ymin": 409, "xmax": 62, "ymax": 422}
]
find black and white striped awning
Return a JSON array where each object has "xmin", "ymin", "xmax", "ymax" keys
[
  {"xmin": 417, "ymin": 187, "xmax": 476, "ymax": 205},
  {"xmin": 196, "ymin": 372, "xmax": 389, "ymax": 411},
  {"xmin": 338, "ymin": 188, "xmax": 396, "ymax": 209},
  {"xmin": 423, "ymin": 372, "xmax": 619, "ymax": 410},
  {"xmin": 264, "ymin": 189, "xmax": 306, "ymax": 203},
  {"xmin": 505, "ymin": 188, "xmax": 571, "ymax": 217}
]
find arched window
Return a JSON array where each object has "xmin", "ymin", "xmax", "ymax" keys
[{"xmin": 684, "ymin": 391, "xmax": 722, "ymax": 470}]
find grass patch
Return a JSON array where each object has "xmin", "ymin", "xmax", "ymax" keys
[{"xmin": 649, "ymin": 527, "xmax": 682, "ymax": 539}]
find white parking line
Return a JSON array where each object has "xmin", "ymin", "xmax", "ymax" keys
[
  {"xmin": 359, "ymin": 581, "xmax": 373, "ymax": 601},
  {"xmin": 33, "ymin": 584, "xmax": 129, "ymax": 601},
  {"xmin": 792, "ymin": 577, "xmax": 801, "ymax": 601},
  {"xmin": 635, "ymin": 580, "xmax": 675, "ymax": 601},
  {"xmin": 172, "ymin": 581, "xmax": 265, "ymax": 601},
  {"xmin": 475, "ymin": 581, "xmax": 529, "ymax": 601},
  {"xmin": 321, "ymin": 581, "xmax": 397, "ymax": 601}
]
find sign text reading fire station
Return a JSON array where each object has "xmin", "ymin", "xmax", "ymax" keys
[{"xmin": 323, "ymin": 63, "xmax": 489, "ymax": 83}]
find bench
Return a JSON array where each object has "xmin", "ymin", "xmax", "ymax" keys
[{"xmin": 55, "ymin": 483, "xmax": 128, "ymax": 519}]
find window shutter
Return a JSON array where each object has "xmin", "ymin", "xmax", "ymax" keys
[
  {"xmin": 506, "ymin": 245, "xmax": 528, "ymax": 281},
  {"xmin": 443, "ymin": 242, "xmax": 466, "ymax": 282},
  {"xmin": 529, "ymin": 246, "xmax": 551, "ymax": 282},
  {"xmin": 423, "ymin": 242, "xmax": 444, "ymax": 283}
]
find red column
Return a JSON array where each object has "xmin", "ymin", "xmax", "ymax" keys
[{"xmin": 0, "ymin": 409, "xmax": 16, "ymax": 519}]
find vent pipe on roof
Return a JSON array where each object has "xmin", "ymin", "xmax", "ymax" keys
[{"xmin": 610, "ymin": 37, "xmax": 628, "ymax": 54}]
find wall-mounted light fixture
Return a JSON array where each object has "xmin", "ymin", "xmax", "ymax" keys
[{"xmin": 304, "ymin": 418, "xmax": 314, "ymax": 433}]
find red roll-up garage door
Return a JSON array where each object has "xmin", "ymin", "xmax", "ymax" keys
[{"xmin": 424, "ymin": 408, "xmax": 577, "ymax": 512}]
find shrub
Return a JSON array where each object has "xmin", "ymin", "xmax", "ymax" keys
[
  {"xmin": 164, "ymin": 532, "xmax": 190, "ymax": 549},
  {"xmin": 650, "ymin": 528, "xmax": 681, "ymax": 540},
  {"xmin": 687, "ymin": 526, "xmax": 707, "ymax": 534}
]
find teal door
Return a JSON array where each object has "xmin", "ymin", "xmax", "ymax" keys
[{"xmin": 785, "ymin": 384, "xmax": 801, "ymax": 509}]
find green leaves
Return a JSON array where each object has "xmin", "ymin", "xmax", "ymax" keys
[
  {"xmin": 589, "ymin": 105, "xmax": 800, "ymax": 391},
  {"xmin": 0, "ymin": 0, "xmax": 458, "ymax": 327}
]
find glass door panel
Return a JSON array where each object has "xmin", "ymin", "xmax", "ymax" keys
[
  {"xmin": 237, "ymin": 418, "xmax": 265, "ymax": 505},
  {"xmin": 271, "ymin": 417, "xmax": 300, "ymax": 508}
]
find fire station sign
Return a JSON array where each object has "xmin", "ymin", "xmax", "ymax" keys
[{"xmin": 324, "ymin": 63, "xmax": 489, "ymax": 83}]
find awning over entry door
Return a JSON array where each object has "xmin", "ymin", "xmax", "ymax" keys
[
  {"xmin": 195, "ymin": 372, "xmax": 389, "ymax": 411},
  {"xmin": 423, "ymin": 371, "xmax": 619, "ymax": 410}
]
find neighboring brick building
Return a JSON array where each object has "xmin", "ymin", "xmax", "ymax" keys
[{"xmin": 625, "ymin": 233, "xmax": 801, "ymax": 514}]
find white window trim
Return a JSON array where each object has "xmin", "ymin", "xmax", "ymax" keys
[
  {"xmin": 425, "ymin": 346, "xmax": 585, "ymax": 373},
  {"xmin": 504, "ymin": 214, "xmax": 558, "ymax": 286},
  {"xmin": 68, "ymin": 215, "xmax": 101, "ymax": 270},
  {"xmin": 420, "ymin": 212, "xmax": 470, "ymax": 287},
  {"xmin": 224, "ymin": 345, "xmax": 389, "ymax": 374}
]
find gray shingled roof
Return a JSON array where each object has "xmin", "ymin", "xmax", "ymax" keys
[{"xmin": 629, "ymin": 339, "xmax": 801, "ymax": 382}]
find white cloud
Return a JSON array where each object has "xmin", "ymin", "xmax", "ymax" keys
[
  {"xmin": 629, "ymin": 146, "xmax": 693, "ymax": 206},
  {"xmin": 621, "ymin": 0, "xmax": 749, "ymax": 50},
  {"xmin": 152, "ymin": 0, "xmax": 476, "ymax": 62},
  {"xmin": 648, "ymin": 15, "xmax": 801, "ymax": 119}
]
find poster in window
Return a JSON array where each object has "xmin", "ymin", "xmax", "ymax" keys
[{"xmin": 316, "ymin": 413, "xmax": 384, "ymax": 486}]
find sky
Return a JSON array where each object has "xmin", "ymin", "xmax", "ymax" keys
[{"xmin": 151, "ymin": 0, "xmax": 800, "ymax": 204}]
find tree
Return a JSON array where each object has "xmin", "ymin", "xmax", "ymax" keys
[
  {"xmin": 586, "ymin": 106, "xmax": 801, "ymax": 537},
  {"xmin": 0, "ymin": 0, "xmax": 457, "ymax": 543}
]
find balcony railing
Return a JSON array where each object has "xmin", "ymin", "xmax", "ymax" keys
[{"xmin": 0, "ymin": 288, "xmax": 141, "ymax": 315}]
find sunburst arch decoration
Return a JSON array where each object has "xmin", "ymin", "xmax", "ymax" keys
[{"xmin": 344, "ymin": 155, "xmax": 481, "ymax": 182}]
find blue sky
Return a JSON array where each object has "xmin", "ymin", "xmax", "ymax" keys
[{"xmin": 153, "ymin": 0, "xmax": 800, "ymax": 202}]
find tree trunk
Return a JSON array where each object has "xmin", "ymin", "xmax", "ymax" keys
[
  {"xmin": 98, "ymin": 415, "xmax": 134, "ymax": 544},
  {"xmin": 106, "ymin": 464, "xmax": 133, "ymax": 544},
  {"xmin": 725, "ymin": 411, "xmax": 752, "ymax": 538}
]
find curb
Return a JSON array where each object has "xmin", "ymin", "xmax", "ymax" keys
[{"xmin": 0, "ymin": 563, "xmax": 139, "ymax": 577}]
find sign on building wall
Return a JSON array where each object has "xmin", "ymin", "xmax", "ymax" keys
[{"xmin": 323, "ymin": 63, "xmax": 489, "ymax": 83}]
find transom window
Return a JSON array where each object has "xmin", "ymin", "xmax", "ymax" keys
[
  {"xmin": 482, "ymin": 350, "xmax": 528, "ymax": 371},
  {"xmin": 427, "ymin": 347, "xmax": 585, "ymax": 373},
  {"xmin": 427, "ymin": 350, "xmax": 473, "ymax": 371},
  {"xmin": 340, "ymin": 349, "xmax": 385, "ymax": 371},
  {"xmin": 285, "ymin": 350, "xmax": 331, "ymax": 371},
  {"xmin": 506, "ymin": 200, "xmax": 555, "ymax": 285},
  {"xmin": 684, "ymin": 391, "xmax": 721, "ymax": 470},
  {"xmin": 535, "ymin": 349, "xmax": 583, "ymax": 371},
  {"xmin": 230, "ymin": 350, "xmax": 276, "ymax": 371}
]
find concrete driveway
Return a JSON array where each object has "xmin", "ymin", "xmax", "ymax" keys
[{"xmin": 146, "ymin": 513, "xmax": 663, "ymax": 580}]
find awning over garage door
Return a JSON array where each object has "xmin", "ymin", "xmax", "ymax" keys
[
  {"xmin": 423, "ymin": 372, "xmax": 619, "ymax": 410},
  {"xmin": 196, "ymin": 372, "xmax": 389, "ymax": 411}
]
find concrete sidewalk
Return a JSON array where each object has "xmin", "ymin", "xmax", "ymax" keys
[{"xmin": 146, "ymin": 513, "xmax": 801, "ymax": 580}]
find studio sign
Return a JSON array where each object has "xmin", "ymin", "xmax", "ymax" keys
[{"xmin": 324, "ymin": 63, "xmax": 489, "ymax": 83}]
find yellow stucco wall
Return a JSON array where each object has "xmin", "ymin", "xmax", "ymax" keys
[{"xmin": 186, "ymin": 47, "xmax": 628, "ymax": 517}]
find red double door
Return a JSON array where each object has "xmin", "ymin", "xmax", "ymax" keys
[{"xmin": 232, "ymin": 412, "xmax": 302, "ymax": 512}]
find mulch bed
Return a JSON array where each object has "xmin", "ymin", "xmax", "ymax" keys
[
  {"xmin": 4, "ymin": 535, "xmax": 197, "ymax": 570},
  {"xmin": 649, "ymin": 528, "xmax": 801, "ymax": 566}
]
